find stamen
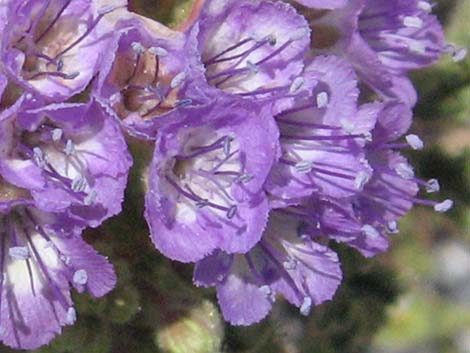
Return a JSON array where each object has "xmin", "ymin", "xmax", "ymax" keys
[
  {"xmin": 295, "ymin": 160, "xmax": 313, "ymax": 174},
  {"xmin": 394, "ymin": 163, "xmax": 415, "ymax": 179},
  {"xmin": 27, "ymin": 71, "xmax": 79, "ymax": 80},
  {"xmin": 283, "ymin": 258, "xmax": 297, "ymax": 270},
  {"xmin": 300, "ymin": 296, "xmax": 312, "ymax": 316},
  {"xmin": 361, "ymin": 224, "xmax": 380, "ymax": 239},
  {"xmin": 71, "ymin": 176, "xmax": 88, "ymax": 193},
  {"xmin": 148, "ymin": 46, "xmax": 168, "ymax": 57},
  {"xmin": 387, "ymin": 221, "xmax": 399, "ymax": 234},
  {"xmin": 418, "ymin": 1, "xmax": 433, "ymax": 13},
  {"xmin": 403, "ymin": 16, "xmax": 424, "ymax": 29},
  {"xmin": 354, "ymin": 171, "xmax": 370, "ymax": 190},
  {"xmin": 64, "ymin": 139, "xmax": 75, "ymax": 156},
  {"xmin": 289, "ymin": 77, "xmax": 305, "ymax": 94},
  {"xmin": 8, "ymin": 246, "xmax": 30, "ymax": 260},
  {"xmin": 405, "ymin": 134, "xmax": 424, "ymax": 150},
  {"xmin": 170, "ymin": 72, "xmax": 186, "ymax": 89},
  {"xmin": 33, "ymin": 147, "xmax": 46, "ymax": 168},
  {"xmin": 35, "ymin": 0, "xmax": 72, "ymax": 43},
  {"xmin": 65, "ymin": 307, "xmax": 77, "ymax": 325},
  {"xmin": 84, "ymin": 190, "xmax": 97, "ymax": 206},
  {"xmin": 434, "ymin": 199, "xmax": 453, "ymax": 212},
  {"xmin": 425, "ymin": 178, "xmax": 440, "ymax": 193},
  {"xmin": 73, "ymin": 269, "xmax": 88, "ymax": 285},
  {"xmin": 226, "ymin": 205, "xmax": 237, "ymax": 219},
  {"xmin": 52, "ymin": 128, "xmax": 63, "ymax": 142},
  {"xmin": 316, "ymin": 91, "xmax": 329, "ymax": 108}
]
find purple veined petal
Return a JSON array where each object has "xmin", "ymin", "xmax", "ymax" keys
[
  {"xmin": 266, "ymin": 55, "xmax": 371, "ymax": 201},
  {"xmin": 0, "ymin": 100, "xmax": 132, "ymax": 227},
  {"xmin": 0, "ymin": 187, "xmax": 115, "ymax": 350},
  {"xmin": 95, "ymin": 17, "xmax": 212, "ymax": 139},
  {"xmin": 145, "ymin": 101, "xmax": 279, "ymax": 262},
  {"xmin": 1, "ymin": 0, "xmax": 123, "ymax": 101},
  {"xmin": 193, "ymin": 210, "xmax": 342, "ymax": 325},
  {"xmin": 314, "ymin": 199, "xmax": 390, "ymax": 257},
  {"xmin": 194, "ymin": 0, "xmax": 310, "ymax": 99},
  {"xmin": 359, "ymin": 0, "xmax": 445, "ymax": 73}
]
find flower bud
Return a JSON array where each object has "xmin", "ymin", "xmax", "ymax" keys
[{"xmin": 155, "ymin": 300, "xmax": 223, "ymax": 353}]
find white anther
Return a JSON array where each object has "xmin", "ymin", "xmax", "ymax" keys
[
  {"xmin": 66, "ymin": 307, "xmax": 77, "ymax": 325},
  {"xmin": 289, "ymin": 77, "xmax": 305, "ymax": 94},
  {"xmin": 170, "ymin": 72, "xmax": 186, "ymax": 89},
  {"xmin": 283, "ymin": 258, "xmax": 297, "ymax": 270},
  {"xmin": 387, "ymin": 221, "xmax": 399, "ymax": 234},
  {"xmin": 33, "ymin": 147, "xmax": 46, "ymax": 168},
  {"xmin": 64, "ymin": 139, "xmax": 75, "ymax": 156},
  {"xmin": 148, "ymin": 46, "xmax": 168, "ymax": 57},
  {"xmin": 9, "ymin": 246, "xmax": 30, "ymax": 260},
  {"xmin": 52, "ymin": 128, "xmax": 63, "ymax": 142},
  {"xmin": 418, "ymin": 1, "xmax": 432, "ymax": 13},
  {"xmin": 408, "ymin": 41, "xmax": 426, "ymax": 54},
  {"xmin": 405, "ymin": 134, "xmax": 424, "ymax": 150},
  {"xmin": 84, "ymin": 190, "xmax": 97, "ymax": 206},
  {"xmin": 73, "ymin": 269, "xmax": 88, "ymax": 285},
  {"xmin": 434, "ymin": 199, "xmax": 453, "ymax": 213},
  {"xmin": 403, "ymin": 16, "xmax": 424, "ymax": 28},
  {"xmin": 316, "ymin": 91, "xmax": 329, "ymax": 108},
  {"xmin": 361, "ymin": 224, "xmax": 380, "ymax": 239},
  {"xmin": 131, "ymin": 42, "xmax": 146, "ymax": 54},
  {"xmin": 452, "ymin": 47, "xmax": 467, "ymax": 62},
  {"xmin": 395, "ymin": 163, "xmax": 415, "ymax": 179},
  {"xmin": 300, "ymin": 297, "xmax": 312, "ymax": 316},
  {"xmin": 425, "ymin": 178, "xmax": 440, "ymax": 193},
  {"xmin": 354, "ymin": 171, "xmax": 370, "ymax": 190}
]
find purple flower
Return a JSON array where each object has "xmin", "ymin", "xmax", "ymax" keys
[
  {"xmin": 0, "ymin": 0, "xmax": 120, "ymax": 101},
  {"xmin": 192, "ymin": 0, "xmax": 310, "ymax": 100},
  {"xmin": 0, "ymin": 177, "xmax": 116, "ymax": 350},
  {"xmin": 145, "ymin": 99, "xmax": 279, "ymax": 262},
  {"xmin": 300, "ymin": 0, "xmax": 445, "ymax": 105},
  {"xmin": 194, "ymin": 209, "xmax": 342, "ymax": 325},
  {"xmin": 266, "ymin": 55, "xmax": 372, "ymax": 201},
  {"xmin": 96, "ymin": 16, "xmax": 210, "ymax": 138},
  {"xmin": 320, "ymin": 101, "xmax": 452, "ymax": 257},
  {"xmin": 0, "ymin": 99, "xmax": 132, "ymax": 227}
]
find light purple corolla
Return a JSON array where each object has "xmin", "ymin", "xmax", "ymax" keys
[
  {"xmin": 0, "ymin": 99, "xmax": 132, "ymax": 227},
  {"xmin": 145, "ymin": 99, "xmax": 279, "ymax": 262},
  {"xmin": 0, "ymin": 177, "xmax": 116, "ymax": 350}
]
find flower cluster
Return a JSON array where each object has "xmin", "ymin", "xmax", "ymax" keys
[{"xmin": 0, "ymin": 0, "xmax": 461, "ymax": 349}]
